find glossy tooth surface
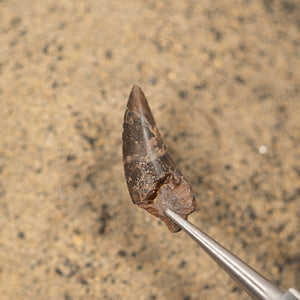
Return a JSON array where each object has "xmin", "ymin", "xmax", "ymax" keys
[{"xmin": 122, "ymin": 85, "xmax": 197, "ymax": 232}]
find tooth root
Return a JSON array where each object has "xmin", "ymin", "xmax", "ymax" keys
[{"xmin": 122, "ymin": 85, "xmax": 197, "ymax": 233}]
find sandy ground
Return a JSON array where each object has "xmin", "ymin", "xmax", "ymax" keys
[{"xmin": 0, "ymin": 1, "xmax": 299, "ymax": 299}]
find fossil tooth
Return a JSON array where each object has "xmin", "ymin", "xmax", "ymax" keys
[{"xmin": 122, "ymin": 85, "xmax": 196, "ymax": 232}]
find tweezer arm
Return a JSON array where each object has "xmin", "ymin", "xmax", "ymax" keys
[{"xmin": 165, "ymin": 209, "xmax": 287, "ymax": 300}]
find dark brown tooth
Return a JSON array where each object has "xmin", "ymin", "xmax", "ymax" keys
[{"xmin": 122, "ymin": 85, "xmax": 197, "ymax": 233}]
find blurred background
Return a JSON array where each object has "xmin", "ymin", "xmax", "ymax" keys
[{"xmin": 0, "ymin": 0, "xmax": 299, "ymax": 299}]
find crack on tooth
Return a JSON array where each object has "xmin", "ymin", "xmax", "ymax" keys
[{"xmin": 144, "ymin": 174, "xmax": 170, "ymax": 202}]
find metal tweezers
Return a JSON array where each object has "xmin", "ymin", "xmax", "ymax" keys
[{"xmin": 165, "ymin": 209, "xmax": 300, "ymax": 300}]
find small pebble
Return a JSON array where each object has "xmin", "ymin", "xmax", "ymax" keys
[{"xmin": 259, "ymin": 145, "xmax": 268, "ymax": 154}]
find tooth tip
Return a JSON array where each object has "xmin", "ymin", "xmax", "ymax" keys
[
  {"xmin": 127, "ymin": 85, "xmax": 148, "ymax": 110},
  {"xmin": 130, "ymin": 85, "xmax": 144, "ymax": 99},
  {"xmin": 130, "ymin": 85, "xmax": 145, "ymax": 99},
  {"xmin": 131, "ymin": 84, "xmax": 142, "ymax": 91}
]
